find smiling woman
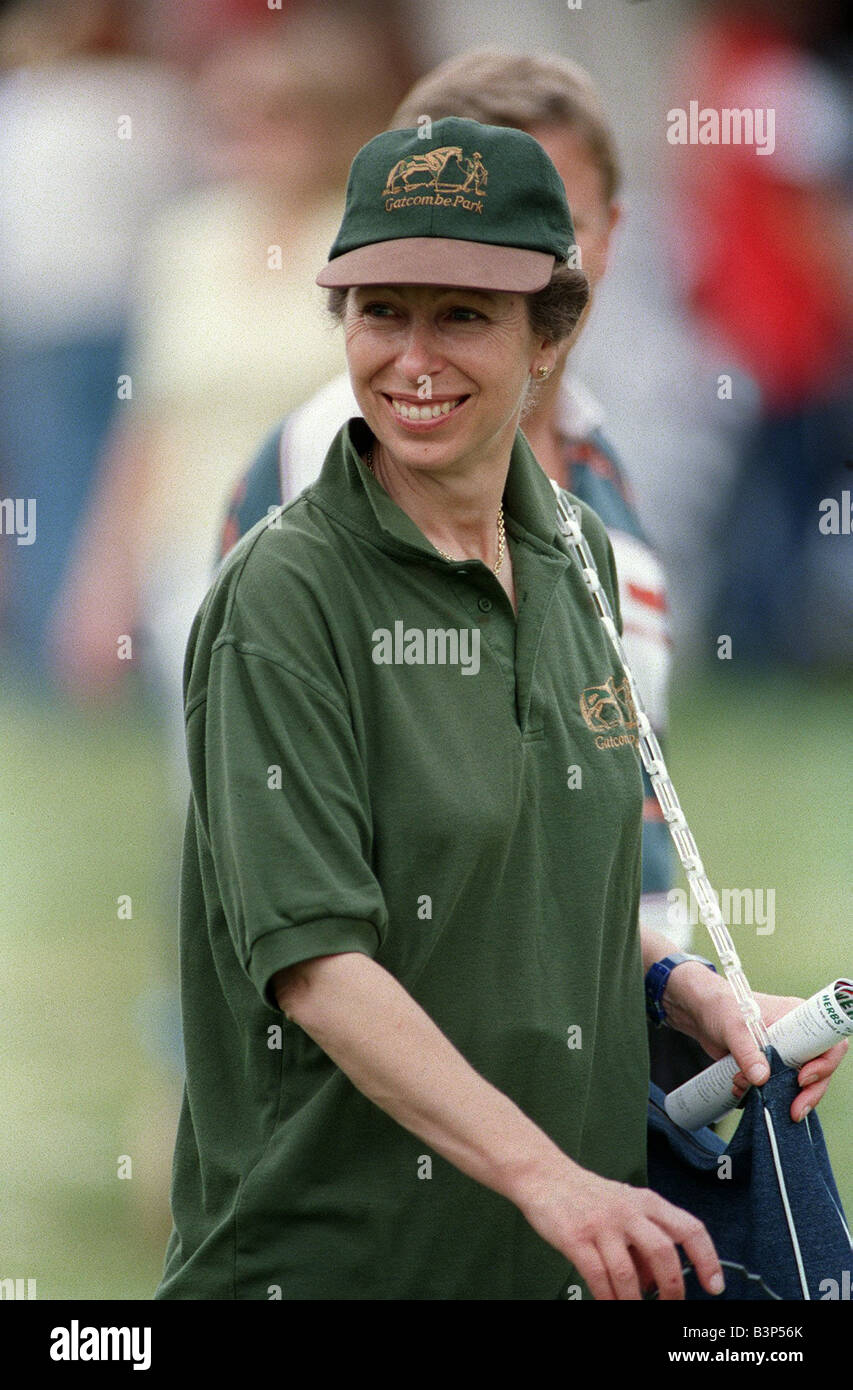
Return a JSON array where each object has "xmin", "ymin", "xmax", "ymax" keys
[
  {"xmin": 311, "ymin": 118, "xmax": 591, "ymax": 605},
  {"xmin": 154, "ymin": 115, "xmax": 846, "ymax": 1305}
]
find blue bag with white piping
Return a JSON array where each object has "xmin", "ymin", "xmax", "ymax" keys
[{"xmin": 646, "ymin": 1047, "xmax": 853, "ymax": 1300}]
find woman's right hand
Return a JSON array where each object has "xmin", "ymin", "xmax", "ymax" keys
[{"xmin": 518, "ymin": 1164, "xmax": 725, "ymax": 1300}]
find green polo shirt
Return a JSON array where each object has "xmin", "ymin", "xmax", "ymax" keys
[{"xmin": 156, "ymin": 418, "xmax": 649, "ymax": 1301}]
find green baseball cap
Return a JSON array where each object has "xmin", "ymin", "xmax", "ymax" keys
[{"xmin": 316, "ymin": 117, "xmax": 575, "ymax": 293}]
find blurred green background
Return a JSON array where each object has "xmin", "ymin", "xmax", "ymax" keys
[{"xmin": 1, "ymin": 666, "xmax": 850, "ymax": 1299}]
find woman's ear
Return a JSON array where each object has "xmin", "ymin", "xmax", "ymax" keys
[{"xmin": 533, "ymin": 338, "xmax": 560, "ymax": 376}]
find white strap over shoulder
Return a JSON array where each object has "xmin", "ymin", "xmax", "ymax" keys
[{"xmin": 550, "ymin": 478, "xmax": 770, "ymax": 1054}]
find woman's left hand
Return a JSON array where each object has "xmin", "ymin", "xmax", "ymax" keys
[{"xmin": 664, "ymin": 966, "xmax": 849, "ymax": 1122}]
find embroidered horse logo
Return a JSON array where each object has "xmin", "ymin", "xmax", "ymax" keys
[
  {"xmin": 579, "ymin": 676, "xmax": 639, "ymax": 732},
  {"xmin": 383, "ymin": 147, "xmax": 488, "ymax": 199}
]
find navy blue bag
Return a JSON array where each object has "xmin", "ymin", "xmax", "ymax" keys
[{"xmin": 646, "ymin": 1047, "xmax": 853, "ymax": 1300}]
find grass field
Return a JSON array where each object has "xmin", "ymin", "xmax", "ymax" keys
[{"xmin": 1, "ymin": 664, "xmax": 850, "ymax": 1299}]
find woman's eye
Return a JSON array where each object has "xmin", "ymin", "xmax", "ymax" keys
[
  {"xmin": 448, "ymin": 307, "xmax": 482, "ymax": 322},
  {"xmin": 363, "ymin": 303, "xmax": 395, "ymax": 318}
]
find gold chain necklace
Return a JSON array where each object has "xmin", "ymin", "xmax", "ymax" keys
[{"xmin": 365, "ymin": 444, "xmax": 505, "ymax": 575}]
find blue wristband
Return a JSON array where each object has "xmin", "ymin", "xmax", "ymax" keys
[{"xmin": 645, "ymin": 953, "xmax": 718, "ymax": 1027}]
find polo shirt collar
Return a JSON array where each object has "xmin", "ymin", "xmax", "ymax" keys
[{"xmin": 310, "ymin": 417, "xmax": 563, "ymax": 560}]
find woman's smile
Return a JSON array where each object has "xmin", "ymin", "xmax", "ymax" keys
[{"xmin": 382, "ymin": 392, "xmax": 470, "ymax": 430}]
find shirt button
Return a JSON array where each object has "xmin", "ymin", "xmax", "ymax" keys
[{"xmin": 477, "ymin": 596, "xmax": 493, "ymax": 613}]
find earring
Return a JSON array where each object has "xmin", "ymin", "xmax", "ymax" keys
[{"xmin": 535, "ymin": 366, "xmax": 550, "ymax": 379}]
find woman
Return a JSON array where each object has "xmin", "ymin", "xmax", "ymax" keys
[
  {"xmin": 156, "ymin": 118, "xmax": 845, "ymax": 1301},
  {"xmin": 216, "ymin": 48, "xmax": 687, "ymax": 1090}
]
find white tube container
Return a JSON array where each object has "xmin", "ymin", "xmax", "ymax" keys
[{"xmin": 664, "ymin": 979, "xmax": 853, "ymax": 1131}]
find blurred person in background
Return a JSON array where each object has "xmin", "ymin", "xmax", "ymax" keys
[
  {"xmin": 49, "ymin": 0, "xmax": 415, "ymax": 741},
  {"xmin": 0, "ymin": 0, "xmax": 196, "ymax": 686},
  {"xmin": 216, "ymin": 48, "xmax": 704, "ymax": 1087},
  {"xmin": 670, "ymin": 0, "xmax": 852, "ymax": 667}
]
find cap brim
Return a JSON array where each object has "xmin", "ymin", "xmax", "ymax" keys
[{"xmin": 316, "ymin": 238, "xmax": 555, "ymax": 292}]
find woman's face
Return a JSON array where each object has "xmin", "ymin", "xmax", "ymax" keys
[{"xmin": 343, "ymin": 284, "xmax": 556, "ymax": 476}]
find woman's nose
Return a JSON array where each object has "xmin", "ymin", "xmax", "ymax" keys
[{"xmin": 394, "ymin": 320, "xmax": 445, "ymax": 381}]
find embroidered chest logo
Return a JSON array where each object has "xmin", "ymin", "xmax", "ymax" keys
[
  {"xmin": 580, "ymin": 676, "xmax": 639, "ymax": 750},
  {"xmin": 382, "ymin": 147, "xmax": 488, "ymax": 214}
]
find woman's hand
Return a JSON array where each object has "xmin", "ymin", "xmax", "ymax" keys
[
  {"xmin": 663, "ymin": 965, "xmax": 849, "ymax": 1122},
  {"xmin": 518, "ymin": 1162, "xmax": 724, "ymax": 1301}
]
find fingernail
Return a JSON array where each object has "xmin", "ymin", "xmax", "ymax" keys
[
  {"xmin": 798, "ymin": 1106, "xmax": 811, "ymax": 1124},
  {"xmin": 709, "ymin": 1272, "xmax": 725, "ymax": 1294},
  {"xmin": 748, "ymin": 1063, "xmax": 769, "ymax": 1085}
]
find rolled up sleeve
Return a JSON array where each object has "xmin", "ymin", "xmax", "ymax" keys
[{"xmin": 188, "ymin": 636, "xmax": 387, "ymax": 1008}]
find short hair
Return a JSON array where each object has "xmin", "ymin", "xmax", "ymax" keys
[
  {"xmin": 526, "ymin": 262, "xmax": 589, "ymax": 342},
  {"xmin": 326, "ymin": 263, "xmax": 590, "ymax": 347},
  {"xmin": 389, "ymin": 48, "xmax": 621, "ymax": 204}
]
